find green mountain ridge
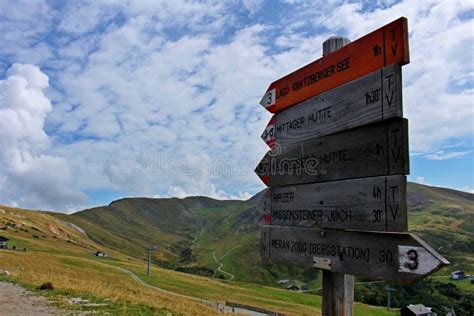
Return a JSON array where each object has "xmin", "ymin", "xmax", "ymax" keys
[
  {"xmin": 56, "ymin": 196, "xmax": 248, "ymax": 260},
  {"xmin": 51, "ymin": 182, "xmax": 473, "ymax": 285}
]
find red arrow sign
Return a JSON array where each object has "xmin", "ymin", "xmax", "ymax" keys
[{"xmin": 260, "ymin": 17, "xmax": 409, "ymax": 113}]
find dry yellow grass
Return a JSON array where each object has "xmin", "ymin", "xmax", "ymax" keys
[
  {"xmin": 0, "ymin": 205, "xmax": 395, "ymax": 316},
  {"xmin": 0, "ymin": 251, "xmax": 220, "ymax": 315},
  {"xmin": 0, "ymin": 206, "xmax": 223, "ymax": 314}
]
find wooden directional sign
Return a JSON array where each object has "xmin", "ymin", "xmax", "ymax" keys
[
  {"xmin": 255, "ymin": 118, "xmax": 409, "ymax": 187},
  {"xmin": 257, "ymin": 175, "xmax": 407, "ymax": 232},
  {"xmin": 261, "ymin": 64, "xmax": 402, "ymax": 148},
  {"xmin": 260, "ymin": 17, "xmax": 409, "ymax": 113},
  {"xmin": 260, "ymin": 225, "xmax": 449, "ymax": 284},
  {"xmin": 256, "ymin": 17, "xmax": 449, "ymax": 293}
]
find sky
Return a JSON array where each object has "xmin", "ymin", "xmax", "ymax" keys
[{"xmin": 0, "ymin": 0, "xmax": 472, "ymax": 212}]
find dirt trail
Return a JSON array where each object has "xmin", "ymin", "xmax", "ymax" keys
[
  {"xmin": 111, "ymin": 264, "xmax": 267, "ymax": 315},
  {"xmin": 212, "ymin": 252, "xmax": 235, "ymax": 280},
  {"xmin": 0, "ymin": 282, "xmax": 68, "ymax": 315},
  {"xmin": 212, "ymin": 245, "xmax": 243, "ymax": 281}
]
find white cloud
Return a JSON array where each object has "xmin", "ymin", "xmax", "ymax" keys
[
  {"xmin": 57, "ymin": 1, "xmax": 119, "ymax": 35},
  {"xmin": 6, "ymin": 63, "xmax": 49, "ymax": 90},
  {"xmin": 314, "ymin": 0, "xmax": 474, "ymax": 153},
  {"xmin": 0, "ymin": 0, "xmax": 54, "ymax": 66},
  {"xmin": 157, "ymin": 184, "xmax": 252, "ymax": 201},
  {"xmin": 414, "ymin": 176, "xmax": 428, "ymax": 185},
  {"xmin": 231, "ymin": 191, "xmax": 253, "ymax": 200},
  {"xmin": 0, "ymin": 0, "xmax": 472, "ymax": 210},
  {"xmin": 0, "ymin": 64, "xmax": 86, "ymax": 211},
  {"xmin": 424, "ymin": 150, "xmax": 471, "ymax": 160},
  {"xmin": 42, "ymin": 18, "xmax": 272, "ymax": 203},
  {"xmin": 241, "ymin": 0, "xmax": 264, "ymax": 15},
  {"xmin": 460, "ymin": 186, "xmax": 474, "ymax": 194}
]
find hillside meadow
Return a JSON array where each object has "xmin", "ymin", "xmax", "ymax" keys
[
  {"xmin": 1, "ymin": 182, "xmax": 472, "ymax": 314},
  {"xmin": 0, "ymin": 204, "xmax": 396, "ymax": 315}
]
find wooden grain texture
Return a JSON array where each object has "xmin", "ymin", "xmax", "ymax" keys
[
  {"xmin": 261, "ymin": 64, "xmax": 402, "ymax": 148},
  {"xmin": 260, "ymin": 226, "xmax": 449, "ymax": 283},
  {"xmin": 260, "ymin": 17, "xmax": 409, "ymax": 113},
  {"xmin": 255, "ymin": 118, "xmax": 409, "ymax": 187},
  {"xmin": 323, "ymin": 272, "xmax": 354, "ymax": 316},
  {"xmin": 257, "ymin": 175, "xmax": 407, "ymax": 232}
]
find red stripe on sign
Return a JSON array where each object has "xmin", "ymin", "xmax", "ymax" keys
[
  {"xmin": 261, "ymin": 116, "xmax": 276, "ymax": 148},
  {"xmin": 263, "ymin": 214, "xmax": 272, "ymax": 224},
  {"xmin": 259, "ymin": 175, "xmax": 270, "ymax": 186}
]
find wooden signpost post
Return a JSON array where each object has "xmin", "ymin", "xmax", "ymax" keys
[{"xmin": 255, "ymin": 17, "xmax": 449, "ymax": 316}]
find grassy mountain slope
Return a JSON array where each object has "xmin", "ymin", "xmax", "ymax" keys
[
  {"xmin": 0, "ymin": 205, "xmax": 394, "ymax": 315},
  {"xmin": 55, "ymin": 182, "xmax": 474, "ymax": 285},
  {"xmin": 54, "ymin": 197, "xmax": 248, "ymax": 263},
  {"xmin": 56, "ymin": 192, "xmax": 306, "ymax": 285},
  {"xmin": 407, "ymin": 182, "xmax": 474, "ymax": 272},
  {"xmin": 1, "ymin": 181, "xmax": 472, "ymax": 314}
]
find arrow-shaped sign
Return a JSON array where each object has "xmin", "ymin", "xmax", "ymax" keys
[
  {"xmin": 260, "ymin": 17, "xmax": 409, "ymax": 113},
  {"xmin": 261, "ymin": 64, "xmax": 402, "ymax": 148},
  {"xmin": 261, "ymin": 225, "xmax": 449, "ymax": 284},
  {"xmin": 255, "ymin": 118, "xmax": 409, "ymax": 187},
  {"xmin": 257, "ymin": 175, "xmax": 407, "ymax": 232}
]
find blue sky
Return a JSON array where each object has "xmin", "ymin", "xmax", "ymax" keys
[{"xmin": 0, "ymin": 0, "xmax": 472, "ymax": 212}]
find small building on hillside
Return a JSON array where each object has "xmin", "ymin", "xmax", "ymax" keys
[
  {"xmin": 93, "ymin": 251, "xmax": 107, "ymax": 257},
  {"xmin": 400, "ymin": 304, "xmax": 437, "ymax": 316},
  {"xmin": 286, "ymin": 284, "xmax": 301, "ymax": 291},
  {"xmin": 0, "ymin": 236, "xmax": 9, "ymax": 249},
  {"xmin": 451, "ymin": 270, "xmax": 466, "ymax": 280},
  {"xmin": 277, "ymin": 279, "xmax": 290, "ymax": 285}
]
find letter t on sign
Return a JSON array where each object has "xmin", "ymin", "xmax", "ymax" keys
[{"xmin": 321, "ymin": 36, "xmax": 355, "ymax": 316}]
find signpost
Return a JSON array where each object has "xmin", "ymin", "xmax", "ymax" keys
[
  {"xmin": 255, "ymin": 17, "xmax": 449, "ymax": 316},
  {"xmin": 260, "ymin": 17, "xmax": 409, "ymax": 113}
]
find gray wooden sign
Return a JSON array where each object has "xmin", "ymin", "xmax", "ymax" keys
[
  {"xmin": 255, "ymin": 118, "xmax": 409, "ymax": 187},
  {"xmin": 258, "ymin": 175, "xmax": 407, "ymax": 232},
  {"xmin": 261, "ymin": 64, "xmax": 402, "ymax": 148},
  {"xmin": 260, "ymin": 225, "xmax": 449, "ymax": 283}
]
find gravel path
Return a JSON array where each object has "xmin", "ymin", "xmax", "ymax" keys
[{"xmin": 0, "ymin": 282, "xmax": 67, "ymax": 315}]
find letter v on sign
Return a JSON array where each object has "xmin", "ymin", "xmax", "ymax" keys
[{"xmin": 260, "ymin": 17, "xmax": 409, "ymax": 113}]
